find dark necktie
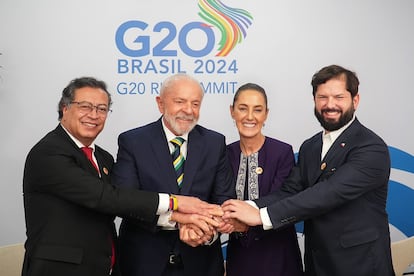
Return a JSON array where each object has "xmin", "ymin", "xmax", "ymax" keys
[
  {"xmin": 81, "ymin": 147, "xmax": 99, "ymax": 173},
  {"xmin": 170, "ymin": 137, "xmax": 185, "ymax": 188}
]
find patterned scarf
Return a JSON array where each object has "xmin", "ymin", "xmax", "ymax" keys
[{"xmin": 235, "ymin": 152, "xmax": 259, "ymax": 200}]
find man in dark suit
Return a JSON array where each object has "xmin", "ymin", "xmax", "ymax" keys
[
  {"xmin": 222, "ymin": 65, "xmax": 395, "ymax": 276},
  {"xmin": 112, "ymin": 73, "xmax": 235, "ymax": 276},
  {"xmin": 22, "ymin": 77, "xmax": 222, "ymax": 276}
]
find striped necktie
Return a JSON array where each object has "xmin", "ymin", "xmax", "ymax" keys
[{"xmin": 170, "ymin": 137, "xmax": 185, "ymax": 188}]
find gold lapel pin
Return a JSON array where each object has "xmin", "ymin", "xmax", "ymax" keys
[{"xmin": 255, "ymin": 167, "xmax": 263, "ymax": 174}]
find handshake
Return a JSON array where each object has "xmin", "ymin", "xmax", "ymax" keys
[{"xmin": 171, "ymin": 196, "xmax": 261, "ymax": 247}]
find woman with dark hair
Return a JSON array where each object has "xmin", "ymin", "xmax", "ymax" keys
[{"xmin": 225, "ymin": 83, "xmax": 303, "ymax": 276}]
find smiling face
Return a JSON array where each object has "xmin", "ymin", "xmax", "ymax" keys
[
  {"xmin": 230, "ymin": 89, "xmax": 268, "ymax": 139},
  {"xmin": 60, "ymin": 86, "xmax": 109, "ymax": 146},
  {"xmin": 314, "ymin": 76, "xmax": 359, "ymax": 132},
  {"xmin": 156, "ymin": 78, "xmax": 202, "ymax": 136}
]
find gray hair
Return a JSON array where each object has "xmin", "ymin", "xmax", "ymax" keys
[{"xmin": 160, "ymin": 73, "xmax": 204, "ymax": 99}]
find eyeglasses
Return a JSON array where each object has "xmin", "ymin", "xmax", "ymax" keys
[{"xmin": 70, "ymin": 101, "xmax": 112, "ymax": 116}]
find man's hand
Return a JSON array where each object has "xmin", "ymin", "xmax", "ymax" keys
[
  {"xmin": 179, "ymin": 224, "xmax": 214, "ymax": 247},
  {"xmin": 171, "ymin": 212, "xmax": 218, "ymax": 233},
  {"xmin": 220, "ymin": 218, "xmax": 249, "ymax": 233},
  {"xmin": 174, "ymin": 195, "xmax": 223, "ymax": 217},
  {"xmin": 221, "ymin": 199, "xmax": 263, "ymax": 226},
  {"xmin": 213, "ymin": 215, "xmax": 234, "ymax": 234}
]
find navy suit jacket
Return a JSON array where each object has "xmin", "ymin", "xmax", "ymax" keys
[
  {"xmin": 112, "ymin": 118, "xmax": 235, "ymax": 276},
  {"xmin": 255, "ymin": 118, "xmax": 394, "ymax": 276},
  {"xmin": 22, "ymin": 124, "xmax": 159, "ymax": 276}
]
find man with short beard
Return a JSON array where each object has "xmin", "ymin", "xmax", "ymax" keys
[
  {"xmin": 112, "ymin": 73, "xmax": 235, "ymax": 276},
  {"xmin": 222, "ymin": 65, "xmax": 395, "ymax": 276}
]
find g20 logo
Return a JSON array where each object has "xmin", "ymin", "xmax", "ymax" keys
[{"xmin": 115, "ymin": 20, "xmax": 216, "ymax": 58}]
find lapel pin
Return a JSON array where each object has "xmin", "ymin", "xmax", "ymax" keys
[
  {"xmin": 320, "ymin": 162, "xmax": 327, "ymax": 170},
  {"xmin": 255, "ymin": 167, "xmax": 263, "ymax": 174},
  {"xmin": 340, "ymin": 143, "xmax": 346, "ymax": 147},
  {"xmin": 103, "ymin": 167, "xmax": 109, "ymax": 175}
]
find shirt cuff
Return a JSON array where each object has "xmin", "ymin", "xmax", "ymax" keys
[
  {"xmin": 157, "ymin": 211, "xmax": 177, "ymax": 228},
  {"xmin": 246, "ymin": 200, "xmax": 258, "ymax": 209},
  {"xmin": 203, "ymin": 232, "xmax": 218, "ymax": 246},
  {"xmin": 157, "ymin": 193, "xmax": 170, "ymax": 215},
  {"xmin": 260, "ymin": 207, "xmax": 273, "ymax": 230}
]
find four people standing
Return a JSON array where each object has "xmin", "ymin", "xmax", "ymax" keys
[{"xmin": 22, "ymin": 65, "xmax": 394, "ymax": 276}]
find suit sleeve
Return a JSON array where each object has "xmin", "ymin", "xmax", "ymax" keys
[
  {"xmin": 111, "ymin": 132, "xmax": 162, "ymax": 230},
  {"xmin": 265, "ymin": 137, "xmax": 390, "ymax": 230},
  {"xmin": 255, "ymin": 166, "xmax": 306, "ymax": 208},
  {"xmin": 24, "ymin": 139, "xmax": 159, "ymax": 223}
]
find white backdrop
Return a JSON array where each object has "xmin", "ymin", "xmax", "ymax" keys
[{"xmin": 1, "ymin": 0, "xmax": 413, "ymax": 246}]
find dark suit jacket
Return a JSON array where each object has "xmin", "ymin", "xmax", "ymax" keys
[
  {"xmin": 22, "ymin": 124, "xmax": 159, "ymax": 276},
  {"xmin": 112, "ymin": 118, "xmax": 235, "ymax": 276},
  {"xmin": 255, "ymin": 119, "xmax": 394, "ymax": 276}
]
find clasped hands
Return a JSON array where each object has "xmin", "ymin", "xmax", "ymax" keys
[{"xmin": 171, "ymin": 196, "xmax": 261, "ymax": 247}]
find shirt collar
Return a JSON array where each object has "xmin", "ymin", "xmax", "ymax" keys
[
  {"xmin": 322, "ymin": 115, "xmax": 356, "ymax": 143},
  {"xmin": 60, "ymin": 124, "xmax": 96, "ymax": 151},
  {"xmin": 161, "ymin": 117, "xmax": 189, "ymax": 142}
]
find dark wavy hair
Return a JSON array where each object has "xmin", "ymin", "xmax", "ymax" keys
[
  {"xmin": 58, "ymin": 77, "xmax": 112, "ymax": 120},
  {"xmin": 311, "ymin": 65, "xmax": 359, "ymax": 98}
]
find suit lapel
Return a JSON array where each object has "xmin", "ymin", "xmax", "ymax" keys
[
  {"xmin": 55, "ymin": 125, "xmax": 98, "ymax": 175},
  {"xmin": 180, "ymin": 127, "xmax": 203, "ymax": 194},
  {"xmin": 307, "ymin": 133, "xmax": 324, "ymax": 185},
  {"xmin": 313, "ymin": 119, "xmax": 361, "ymax": 183},
  {"xmin": 56, "ymin": 124, "xmax": 106, "ymax": 179},
  {"xmin": 323, "ymin": 119, "xmax": 360, "ymax": 163},
  {"xmin": 94, "ymin": 147, "xmax": 110, "ymax": 181},
  {"xmin": 152, "ymin": 120, "xmax": 181, "ymax": 193}
]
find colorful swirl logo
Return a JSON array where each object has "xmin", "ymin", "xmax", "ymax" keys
[{"xmin": 197, "ymin": 0, "xmax": 253, "ymax": 56}]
